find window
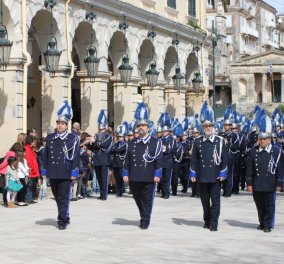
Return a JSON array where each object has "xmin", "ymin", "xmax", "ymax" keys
[
  {"xmin": 167, "ymin": 0, "xmax": 176, "ymax": 9},
  {"xmin": 207, "ymin": 0, "xmax": 215, "ymax": 7},
  {"xmin": 188, "ymin": 0, "xmax": 196, "ymax": 17}
]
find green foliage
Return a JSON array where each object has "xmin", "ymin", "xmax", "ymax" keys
[{"xmin": 187, "ymin": 18, "xmax": 200, "ymax": 30}]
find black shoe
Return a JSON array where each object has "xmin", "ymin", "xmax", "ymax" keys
[
  {"xmin": 203, "ymin": 224, "xmax": 210, "ymax": 229},
  {"xmin": 263, "ymin": 228, "xmax": 271, "ymax": 233},
  {"xmin": 225, "ymin": 194, "xmax": 231, "ymax": 197},
  {"xmin": 257, "ymin": 225, "xmax": 264, "ymax": 230},
  {"xmin": 210, "ymin": 226, "xmax": 218, "ymax": 231},
  {"xmin": 71, "ymin": 198, "xmax": 78, "ymax": 201},
  {"xmin": 163, "ymin": 195, "xmax": 170, "ymax": 199},
  {"xmin": 58, "ymin": 225, "xmax": 66, "ymax": 230},
  {"xmin": 139, "ymin": 224, "xmax": 149, "ymax": 230},
  {"xmin": 172, "ymin": 193, "xmax": 177, "ymax": 196}
]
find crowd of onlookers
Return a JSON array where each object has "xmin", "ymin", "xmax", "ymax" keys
[{"xmin": 0, "ymin": 123, "xmax": 134, "ymax": 208}]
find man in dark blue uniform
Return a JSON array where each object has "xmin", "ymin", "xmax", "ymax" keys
[
  {"xmin": 246, "ymin": 114, "xmax": 283, "ymax": 232},
  {"xmin": 42, "ymin": 101, "xmax": 80, "ymax": 230},
  {"xmin": 160, "ymin": 115, "xmax": 176, "ymax": 199},
  {"xmin": 189, "ymin": 101, "xmax": 228, "ymax": 231},
  {"xmin": 123, "ymin": 102, "xmax": 162, "ymax": 229},
  {"xmin": 112, "ymin": 124, "xmax": 128, "ymax": 197},
  {"xmin": 88, "ymin": 110, "xmax": 113, "ymax": 200}
]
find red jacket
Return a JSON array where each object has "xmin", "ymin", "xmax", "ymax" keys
[
  {"xmin": 25, "ymin": 145, "xmax": 39, "ymax": 178},
  {"xmin": 0, "ymin": 151, "xmax": 16, "ymax": 175}
]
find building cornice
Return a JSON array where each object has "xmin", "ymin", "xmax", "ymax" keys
[{"xmin": 75, "ymin": 0, "xmax": 208, "ymax": 44}]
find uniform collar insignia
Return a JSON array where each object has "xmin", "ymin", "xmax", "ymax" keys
[
  {"xmin": 203, "ymin": 134, "xmax": 215, "ymax": 143},
  {"xmin": 259, "ymin": 144, "xmax": 272, "ymax": 153},
  {"xmin": 55, "ymin": 131, "xmax": 68, "ymax": 140},
  {"xmin": 138, "ymin": 134, "xmax": 151, "ymax": 144}
]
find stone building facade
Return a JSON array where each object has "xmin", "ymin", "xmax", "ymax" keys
[{"xmin": 0, "ymin": 0, "xmax": 211, "ymax": 155}]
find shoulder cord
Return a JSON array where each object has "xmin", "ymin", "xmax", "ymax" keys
[
  {"xmin": 143, "ymin": 139, "xmax": 162, "ymax": 163},
  {"xmin": 213, "ymin": 138, "xmax": 223, "ymax": 166},
  {"xmin": 174, "ymin": 144, "xmax": 184, "ymax": 163},
  {"xmin": 118, "ymin": 142, "xmax": 128, "ymax": 161},
  {"xmin": 268, "ymin": 149, "xmax": 281, "ymax": 175},
  {"xmin": 63, "ymin": 137, "xmax": 79, "ymax": 161},
  {"xmin": 100, "ymin": 135, "xmax": 113, "ymax": 153}
]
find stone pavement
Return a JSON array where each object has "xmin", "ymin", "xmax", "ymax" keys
[{"xmin": 0, "ymin": 191, "xmax": 284, "ymax": 264}]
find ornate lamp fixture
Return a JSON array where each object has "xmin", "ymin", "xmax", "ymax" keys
[
  {"xmin": 43, "ymin": 0, "xmax": 62, "ymax": 77},
  {"xmin": 0, "ymin": 0, "xmax": 13, "ymax": 71},
  {"xmin": 118, "ymin": 16, "xmax": 133, "ymax": 85},
  {"xmin": 171, "ymin": 35, "xmax": 185, "ymax": 93},
  {"xmin": 145, "ymin": 27, "xmax": 159, "ymax": 88},
  {"xmin": 191, "ymin": 44, "xmax": 203, "ymax": 94},
  {"xmin": 84, "ymin": 11, "xmax": 100, "ymax": 81}
]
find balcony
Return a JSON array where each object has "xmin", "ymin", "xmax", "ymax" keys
[{"xmin": 240, "ymin": 27, "xmax": 259, "ymax": 39}]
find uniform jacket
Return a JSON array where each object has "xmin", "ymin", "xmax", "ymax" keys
[
  {"xmin": 123, "ymin": 135, "xmax": 162, "ymax": 182},
  {"xmin": 247, "ymin": 130, "xmax": 258, "ymax": 149},
  {"xmin": 161, "ymin": 135, "xmax": 177, "ymax": 168},
  {"xmin": 189, "ymin": 134, "xmax": 228, "ymax": 183},
  {"xmin": 181, "ymin": 138, "xmax": 193, "ymax": 165},
  {"xmin": 112, "ymin": 141, "xmax": 127, "ymax": 168},
  {"xmin": 89, "ymin": 132, "xmax": 113, "ymax": 166},
  {"xmin": 25, "ymin": 144, "xmax": 40, "ymax": 178},
  {"xmin": 246, "ymin": 144, "xmax": 283, "ymax": 192},
  {"xmin": 41, "ymin": 132, "xmax": 80, "ymax": 179}
]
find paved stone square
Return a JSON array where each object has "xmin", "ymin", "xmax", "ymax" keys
[{"xmin": 0, "ymin": 191, "xmax": 284, "ymax": 264}]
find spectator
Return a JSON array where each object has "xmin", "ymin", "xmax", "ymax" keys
[
  {"xmin": 25, "ymin": 135, "xmax": 40, "ymax": 204},
  {"xmin": 16, "ymin": 133, "xmax": 26, "ymax": 147},
  {"xmin": 16, "ymin": 151, "xmax": 29, "ymax": 206},
  {"xmin": 0, "ymin": 143, "xmax": 24, "ymax": 207},
  {"xmin": 5, "ymin": 157, "xmax": 23, "ymax": 208},
  {"xmin": 72, "ymin": 122, "xmax": 81, "ymax": 137},
  {"xmin": 27, "ymin": 128, "xmax": 38, "ymax": 138}
]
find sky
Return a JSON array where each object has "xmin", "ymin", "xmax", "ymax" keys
[{"xmin": 264, "ymin": 0, "xmax": 284, "ymax": 14}]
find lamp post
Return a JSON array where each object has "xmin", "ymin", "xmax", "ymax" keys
[
  {"xmin": 84, "ymin": 11, "xmax": 100, "ymax": 81},
  {"xmin": 191, "ymin": 43, "xmax": 203, "ymax": 94},
  {"xmin": 84, "ymin": 45, "xmax": 100, "ymax": 81},
  {"xmin": 0, "ymin": 0, "xmax": 13, "ymax": 71},
  {"xmin": 146, "ymin": 27, "xmax": 159, "ymax": 88},
  {"xmin": 43, "ymin": 0, "xmax": 62, "ymax": 76}
]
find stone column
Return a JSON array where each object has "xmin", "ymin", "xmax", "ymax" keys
[
  {"xmin": 281, "ymin": 73, "xmax": 284, "ymax": 103},
  {"xmin": 164, "ymin": 86, "xmax": 186, "ymax": 120},
  {"xmin": 186, "ymin": 89, "xmax": 204, "ymax": 116},
  {"xmin": 113, "ymin": 82, "xmax": 138, "ymax": 128},
  {"xmin": 262, "ymin": 73, "xmax": 268, "ymax": 103},
  {"xmin": 79, "ymin": 72, "xmax": 110, "ymax": 134},
  {"xmin": 142, "ymin": 86, "xmax": 165, "ymax": 124},
  {"xmin": 41, "ymin": 72, "xmax": 69, "ymax": 135}
]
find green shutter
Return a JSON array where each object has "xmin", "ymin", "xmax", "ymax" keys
[
  {"xmin": 167, "ymin": 0, "xmax": 176, "ymax": 9},
  {"xmin": 188, "ymin": 0, "xmax": 196, "ymax": 17}
]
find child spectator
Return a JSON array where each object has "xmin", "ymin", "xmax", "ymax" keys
[{"xmin": 16, "ymin": 151, "xmax": 29, "ymax": 206}]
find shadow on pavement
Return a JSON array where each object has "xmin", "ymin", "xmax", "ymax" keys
[
  {"xmin": 112, "ymin": 218, "xmax": 139, "ymax": 226},
  {"xmin": 224, "ymin": 219, "xmax": 257, "ymax": 229},
  {"xmin": 172, "ymin": 218, "xmax": 204, "ymax": 227},
  {"xmin": 35, "ymin": 218, "xmax": 58, "ymax": 227}
]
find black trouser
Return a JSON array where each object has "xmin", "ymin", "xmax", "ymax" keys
[
  {"xmin": 191, "ymin": 181, "xmax": 200, "ymax": 197},
  {"xmin": 232, "ymin": 153, "xmax": 241, "ymax": 193},
  {"xmin": 224, "ymin": 158, "xmax": 234, "ymax": 196},
  {"xmin": 130, "ymin": 181, "xmax": 156, "ymax": 227},
  {"xmin": 80, "ymin": 171, "xmax": 89, "ymax": 197},
  {"xmin": 113, "ymin": 167, "xmax": 123, "ymax": 196},
  {"xmin": 1, "ymin": 174, "xmax": 7, "ymax": 205},
  {"xmin": 50, "ymin": 179, "xmax": 71, "ymax": 227},
  {"xmin": 171, "ymin": 163, "xmax": 180, "ymax": 195},
  {"xmin": 94, "ymin": 166, "xmax": 108, "ymax": 199},
  {"xmin": 199, "ymin": 182, "xmax": 221, "ymax": 228},
  {"xmin": 17, "ymin": 178, "xmax": 27, "ymax": 203},
  {"xmin": 179, "ymin": 162, "xmax": 190, "ymax": 192},
  {"xmin": 161, "ymin": 168, "xmax": 172, "ymax": 197},
  {"xmin": 253, "ymin": 191, "xmax": 276, "ymax": 229}
]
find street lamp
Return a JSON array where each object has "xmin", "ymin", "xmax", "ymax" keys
[
  {"xmin": 0, "ymin": 0, "xmax": 13, "ymax": 71},
  {"xmin": 145, "ymin": 27, "xmax": 159, "ymax": 88},
  {"xmin": 118, "ymin": 16, "xmax": 133, "ymax": 85},
  {"xmin": 171, "ymin": 35, "xmax": 185, "ymax": 93},
  {"xmin": 192, "ymin": 71, "xmax": 203, "ymax": 94},
  {"xmin": 43, "ymin": 0, "xmax": 62, "ymax": 77},
  {"xmin": 172, "ymin": 66, "xmax": 184, "ymax": 93},
  {"xmin": 146, "ymin": 62, "xmax": 159, "ymax": 88},
  {"xmin": 119, "ymin": 54, "xmax": 133, "ymax": 84},
  {"xmin": 84, "ymin": 11, "xmax": 100, "ymax": 81},
  {"xmin": 84, "ymin": 45, "xmax": 100, "ymax": 81},
  {"xmin": 192, "ymin": 43, "xmax": 203, "ymax": 94}
]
